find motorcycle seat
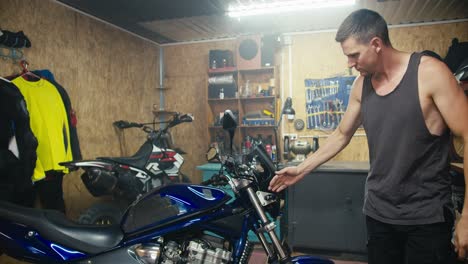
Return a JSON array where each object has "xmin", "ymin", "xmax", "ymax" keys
[
  {"xmin": 0, "ymin": 201, "xmax": 123, "ymax": 254},
  {"xmin": 98, "ymin": 140, "xmax": 153, "ymax": 168}
]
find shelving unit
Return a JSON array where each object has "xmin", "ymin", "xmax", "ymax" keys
[{"xmin": 206, "ymin": 66, "xmax": 278, "ymax": 156}]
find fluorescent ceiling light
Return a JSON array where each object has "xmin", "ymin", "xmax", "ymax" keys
[{"xmin": 227, "ymin": 0, "xmax": 356, "ymax": 18}]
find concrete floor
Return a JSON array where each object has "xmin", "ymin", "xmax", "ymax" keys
[{"xmin": 248, "ymin": 248, "xmax": 367, "ymax": 264}]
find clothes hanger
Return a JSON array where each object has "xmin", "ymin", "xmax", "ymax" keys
[
  {"xmin": 19, "ymin": 59, "xmax": 41, "ymax": 81},
  {"xmin": 0, "ymin": 76, "xmax": 12, "ymax": 83}
]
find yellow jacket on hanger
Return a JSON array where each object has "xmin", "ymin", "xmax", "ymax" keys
[{"xmin": 12, "ymin": 77, "xmax": 72, "ymax": 181}]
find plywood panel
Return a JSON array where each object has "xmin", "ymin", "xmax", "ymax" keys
[
  {"xmin": 163, "ymin": 40, "xmax": 237, "ymax": 182},
  {"xmin": 0, "ymin": 3, "xmax": 467, "ymax": 262},
  {"xmin": 0, "ymin": 0, "xmax": 159, "ymax": 231},
  {"xmin": 284, "ymin": 21, "xmax": 468, "ymax": 162}
]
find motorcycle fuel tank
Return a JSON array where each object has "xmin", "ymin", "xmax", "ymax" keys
[{"xmin": 121, "ymin": 184, "xmax": 231, "ymax": 234}]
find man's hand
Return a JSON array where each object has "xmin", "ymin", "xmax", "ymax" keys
[
  {"xmin": 454, "ymin": 214, "xmax": 468, "ymax": 260},
  {"xmin": 268, "ymin": 166, "xmax": 305, "ymax": 192}
]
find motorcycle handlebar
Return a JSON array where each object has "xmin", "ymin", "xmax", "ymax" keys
[
  {"xmin": 200, "ymin": 178, "xmax": 214, "ymax": 186},
  {"xmin": 200, "ymin": 174, "xmax": 228, "ymax": 186},
  {"xmin": 114, "ymin": 113, "xmax": 193, "ymax": 132},
  {"xmin": 113, "ymin": 120, "xmax": 143, "ymax": 129},
  {"xmin": 252, "ymin": 144, "xmax": 277, "ymax": 179},
  {"xmin": 179, "ymin": 113, "xmax": 194, "ymax": 123}
]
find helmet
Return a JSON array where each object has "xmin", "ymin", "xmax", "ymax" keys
[{"xmin": 454, "ymin": 57, "xmax": 468, "ymax": 83}]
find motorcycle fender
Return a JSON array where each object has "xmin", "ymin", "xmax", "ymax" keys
[
  {"xmin": 290, "ymin": 255, "xmax": 334, "ymax": 264},
  {"xmin": 60, "ymin": 160, "xmax": 113, "ymax": 170}
]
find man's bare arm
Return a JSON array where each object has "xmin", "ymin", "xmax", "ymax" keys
[
  {"xmin": 296, "ymin": 76, "xmax": 364, "ymax": 175},
  {"xmin": 423, "ymin": 57, "xmax": 468, "ymax": 259},
  {"xmin": 269, "ymin": 76, "xmax": 364, "ymax": 192}
]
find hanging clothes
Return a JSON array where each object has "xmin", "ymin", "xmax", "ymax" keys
[
  {"xmin": 33, "ymin": 69, "xmax": 82, "ymax": 160},
  {"xmin": 0, "ymin": 78, "xmax": 37, "ymax": 202},
  {"xmin": 12, "ymin": 76, "xmax": 72, "ymax": 181},
  {"xmin": 6, "ymin": 69, "xmax": 83, "ymax": 161}
]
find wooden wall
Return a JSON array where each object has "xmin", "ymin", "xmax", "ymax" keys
[
  {"xmin": 161, "ymin": 21, "xmax": 468, "ymax": 170},
  {"xmin": 0, "ymin": 0, "xmax": 159, "ymax": 263},
  {"xmin": 282, "ymin": 21, "xmax": 468, "ymax": 161},
  {"xmin": 0, "ymin": 0, "xmax": 467, "ymax": 262},
  {"xmin": 0, "ymin": 0, "xmax": 159, "ymax": 217},
  {"xmin": 162, "ymin": 40, "xmax": 237, "ymax": 181}
]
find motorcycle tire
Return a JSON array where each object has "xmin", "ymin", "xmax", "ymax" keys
[{"xmin": 78, "ymin": 202, "xmax": 124, "ymax": 225}]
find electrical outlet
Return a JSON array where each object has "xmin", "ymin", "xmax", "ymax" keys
[{"xmin": 283, "ymin": 134, "xmax": 297, "ymax": 140}]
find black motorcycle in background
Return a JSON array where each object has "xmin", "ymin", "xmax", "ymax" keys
[{"xmin": 61, "ymin": 112, "xmax": 193, "ymax": 224}]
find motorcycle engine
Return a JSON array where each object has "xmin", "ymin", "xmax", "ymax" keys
[
  {"xmin": 133, "ymin": 235, "xmax": 232, "ymax": 264},
  {"xmin": 185, "ymin": 240, "xmax": 231, "ymax": 264}
]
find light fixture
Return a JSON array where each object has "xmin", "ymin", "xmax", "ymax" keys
[
  {"xmin": 273, "ymin": 97, "xmax": 296, "ymax": 163},
  {"xmin": 227, "ymin": 0, "xmax": 356, "ymax": 18},
  {"xmin": 282, "ymin": 97, "xmax": 296, "ymax": 120}
]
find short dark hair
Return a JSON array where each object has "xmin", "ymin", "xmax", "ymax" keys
[{"xmin": 335, "ymin": 9, "xmax": 391, "ymax": 46}]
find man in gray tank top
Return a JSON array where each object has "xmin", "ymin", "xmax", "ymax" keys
[{"xmin": 269, "ymin": 9, "xmax": 468, "ymax": 264}]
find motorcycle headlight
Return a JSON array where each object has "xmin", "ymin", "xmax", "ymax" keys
[{"xmin": 129, "ymin": 243, "xmax": 161, "ymax": 264}]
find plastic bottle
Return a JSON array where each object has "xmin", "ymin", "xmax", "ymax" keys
[
  {"xmin": 219, "ymin": 88, "xmax": 224, "ymax": 99},
  {"xmin": 256, "ymin": 134, "xmax": 263, "ymax": 147},
  {"xmin": 244, "ymin": 80, "xmax": 250, "ymax": 97},
  {"xmin": 245, "ymin": 136, "xmax": 252, "ymax": 151},
  {"xmin": 266, "ymin": 144, "xmax": 272, "ymax": 159},
  {"xmin": 271, "ymin": 145, "xmax": 277, "ymax": 161}
]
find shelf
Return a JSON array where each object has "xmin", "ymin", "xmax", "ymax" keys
[
  {"xmin": 239, "ymin": 95, "xmax": 276, "ymax": 101},
  {"xmin": 208, "ymin": 97, "xmax": 239, "ymax": 102},
  {"xmin": 240, "ymin": 125, "xmax": 276, "ymax": 128},
  {"xmin": 206, "ymin": 62, "xmax": 277, "ymax": 149},
  {"xmin": 208, "ymin": 67, "xmax": 237, "ymax": 75},
  {"xmin": 238, "ymin": 67, "xmax": 274, "ymax": 74},
  {"xmin": 208, "ymin": 96, "xmax": 276, "ymax": 103},
  {"xmin": 208, "ymin": 66, "xmax": 274, "ymax": 75},
  {"xmin": 209, "ymin": 126, "xmax": 242, "ymax": 130},
  {"xmin": 210, "ymin": 125, "xmax": 275, "ymax": 129},
  {"xmin": 207, "ymin": 97, "xmax": 277, "ymax": 110}
]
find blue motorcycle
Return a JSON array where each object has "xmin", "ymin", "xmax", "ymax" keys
[{"xmin": 0, "ymin": 110, "xmax": 333, "ymax": 264}]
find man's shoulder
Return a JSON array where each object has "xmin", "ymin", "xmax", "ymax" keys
[
  {"xmin": 418, "ymin": 53, "xmax": 457, "ymax": 95},
  {"xmin": 353, "ymin": 74, "xmax": 365, "ymax": 85},
  {"xmin": 419, "ymin": 55, "xmax": 450, "ymax": 75},
  {"xmin": 350, "ymin": 75, "xmax": 365, "ymax": 102}
]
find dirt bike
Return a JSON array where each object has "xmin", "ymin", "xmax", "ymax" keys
[
  {"xmin": 0, "ymin": 109, "xmax": 333, "ymax": 264},
  {"xmin": 61, "ymin": 112, "xmax": 194, "ymax": 225}
]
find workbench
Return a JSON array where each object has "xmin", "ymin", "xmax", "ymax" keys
[{"xmin": 285, "ymin": 161, "xmax": 369, "ymax": 254}]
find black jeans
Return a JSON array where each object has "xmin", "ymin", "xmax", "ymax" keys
[{"xmin": 366, "ymin": 214, "xmax": 460, "ymax": 264}]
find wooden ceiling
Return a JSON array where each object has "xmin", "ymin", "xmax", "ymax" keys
[{"xmin": 56, "ymin": 0, "xmax": 468, "ymax": 44}]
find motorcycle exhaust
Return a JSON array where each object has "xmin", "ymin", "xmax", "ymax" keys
[{"xmin": 82, "ymin": 168, "xmax": 118, "ymax": 196}]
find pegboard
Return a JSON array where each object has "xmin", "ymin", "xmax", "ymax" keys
[{"xmin": 305, "ymin": 76, "xmax": 356, "ymax": 130}]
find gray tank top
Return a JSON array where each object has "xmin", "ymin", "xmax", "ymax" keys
[{"xmin": 361, "ymin": 52, "xmax": 452, "ymax": 225}]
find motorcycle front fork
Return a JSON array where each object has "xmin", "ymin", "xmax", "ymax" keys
[{"xmin": 245, "ymin": 186, "xmax": 288, "ymax": 262}]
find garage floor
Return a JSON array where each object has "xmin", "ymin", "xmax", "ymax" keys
[{"xmin": 249, "ymin": 247, "xmax": 367, "ymax": 264}]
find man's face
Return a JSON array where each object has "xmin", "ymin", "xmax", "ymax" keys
[{"xmin": 340, "ymin": 36, "xmax": 377, "ymax": 76}]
